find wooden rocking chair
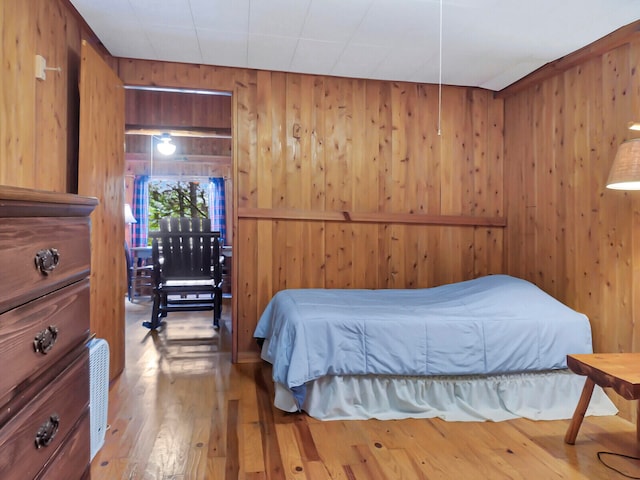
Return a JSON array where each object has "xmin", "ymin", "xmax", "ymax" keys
[{"xmin": 143, "ymin": 217, "xmax": 222, "ymax": 330}]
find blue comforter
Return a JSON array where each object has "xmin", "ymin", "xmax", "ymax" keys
[{"xmin": 254, "ymin": 275, "xmax": 593, "ymax": 407}]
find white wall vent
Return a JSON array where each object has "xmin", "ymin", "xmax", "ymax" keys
[{"xmin": 88, "ymin": 338, "xmax": 110, "ymax": 461}]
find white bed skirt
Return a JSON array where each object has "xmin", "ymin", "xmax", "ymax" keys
[{"xmin": 273, "ymin": 370, "xmax": 618, "ymax": 422}]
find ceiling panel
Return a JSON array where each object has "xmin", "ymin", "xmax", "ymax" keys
[{"xmin": 69, "ymin": 0, "xmax": 640, "ymax": 91}]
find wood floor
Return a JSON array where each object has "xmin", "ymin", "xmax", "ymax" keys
[{"xmin": 90, "ymin": 299, "xmax": 640, "ymax": 479}]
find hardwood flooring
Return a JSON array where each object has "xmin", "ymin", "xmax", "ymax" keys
[{"xmin": 90, "ymin": 300, "xmax": 640, "ymax": 479}]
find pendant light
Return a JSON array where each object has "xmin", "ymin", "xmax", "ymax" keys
[{"xmin": 157, "ymin": 133, "xmax": 176, "ymax": 156}]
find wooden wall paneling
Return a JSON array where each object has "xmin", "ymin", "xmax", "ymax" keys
[
  {"xmin": 237, "ymin": 218, "xmax": 258, "ymax": 359},
  {"xmin": 1, "ymin": 1, "xmax": 36, "ymax": 187},
  {"xmin": 341, "ymin": 78, "xmax": 358, "ymax": 289},
  {"xmin": 564, "ymin": 64, "xmax": 586, "ymax": 310},
  {"xmin": 412, "ymin": 86, "xmax": 430, "ymax": 287},
  {"xmin": 402, "ymin": 84, "xmax": 420, "ymax": 288},
  {"xmin": 284, "ymin": 74, "xmax": 303, "ymax": 289},
  {"xmin": 63, "ymin": 2, "xmax": 85, "ymax": 193},
  {"xmin": 527, "ymin": 81, "xmax": 543, "ymax": 283},
  {"xmin": 163, "ymin": 92, "xmax": 181, "ymax": 126},
  {"xmin": 117, "ymin": 59, "xmax": 507, "ymax": 360},
  {"xmin": 310, "ymin": 77, "xmax": 327, "ymax": 214},
  {"xmin": 35, "ymin": 0, "xmax": 67, "ymax": 191},
  {"xmin": 435, "ymin": 90, "xmax": 455, "ymax": 285},
  {"xmin": 377, "ymin": 83, "xmax": 394, "ymax": 287},
  {"xmin": 536, "ymin": 77, "xmax": 562, "ymax": 295},
  {"xmin": 78, "ymin": 40, "xmax": 126, "ymax": 380},
  {"xmin": 236, "ymin": 71, "xmax": 258, "ymax": 360},
  {"xmin": 359, "ymin": 82, "xmax": 382, "ymax": 288},
  {"xmin": 125, "ymin": 89, "xmax": 232, "ymax": 129},
  {"xmin": 524, "ymin": 84, "xmax": 541, "ymax": 284},
  {"xmin": 125, "ymin": 154, "xmax": 232, "ymax": 178},
  {"xmin": 503, "ymin": 35, "xmax": 640, "ymax": 423},
  {"xmin": 559, "ymin": 69, "xmax": 579, "ymax": 303},
  {"xmin": 460, "ymin": 89, "xmax": 477, "ymax": 281},
  {"xmin": 420, "ymin": 85, "xmax": 442, "ymax": 287},
  {"xmin": 504, "ymin": 93, "xmax": 527, "ymax": 280},
  {"xmin": 475, "ymin": 93, "xmax": 504, "ymax": 276},
  {"xmin": 270, "ymin": 73, "xmax": 288, "ymax": 292},
  {"xmin": 438, "ymin": 88, "xmax": 472, "ymax": 283},
  {"xmin": 351, "ymin": 80, "xmax": 378, "ymax": 288},
  {"xmin": 324, "ymin": 77, "xmax": 347, "ymax": 288},
  {"xmin": 619, "ymin": 39, "xmax": 640, "ymax": 426},
  {"xmin": 631, "ymin": 40, "xmax": 640, "ymax": 356},
  {"xmin": 587, "ymin": 55, "xmax": 608, "ymax": 343},
  {"xmin": 389, "ymin": 83, "xmax": 409, "ymax": 288},
  {"xmin": 299, "ymin": 75, "xmax": 323, "ymax": 288},
  {"xmin": 602, "ymin": 46, "xmax": 634, "ymax": 355},
  {"xmin": 598, "ymin": 45, "xmax": 635, "ymax": 419},
  {"xmin": 118, "ymin": 59, "xmax": 237, "ymax": 94},
  {"xmin": 470, "ymin": 89, "xmax": 490, "ymax": 277}
]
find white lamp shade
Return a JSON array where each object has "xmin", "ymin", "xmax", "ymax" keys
[
  {"xmin": 124, "ymin": 204, "xmax": 137, "ymax": 224},
  {"xmin": 606, "ymin": 138, "xmax": 640, "ymax": 190}
]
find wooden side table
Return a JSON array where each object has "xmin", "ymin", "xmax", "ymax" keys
[{"xmin": 564, "ymin": 353, "xmax": 640, "ymax": 444}]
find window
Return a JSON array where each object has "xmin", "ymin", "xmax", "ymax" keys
[
  {"xmin": 131, "ymin": 176, "xmax": 226, "ymax": 247},
  {"xmin": 148, "ymin": 180, "xmax": 209, "ymax": 232}
]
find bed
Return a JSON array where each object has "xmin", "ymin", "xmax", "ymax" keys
[{"xmin": 254, "ymin": 274, "xmax": 617, "ymax": 421}]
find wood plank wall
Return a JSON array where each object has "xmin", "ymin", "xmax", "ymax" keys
[
  {"xmin": 0, "ymin": 0, "xmax": 85, "ymax": 191},
  {"xmin": 124, "ymin": 89, "xmax": 233, "ymax": 156},
  {"xmin": 116, "ymin": 60, "xmax": 506, "ymax": 360},
  {"xmin": 502, "ymin": 36, "xmax": 640, "ymax": 420}
]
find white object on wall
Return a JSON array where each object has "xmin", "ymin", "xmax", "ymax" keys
[{"xmin": 88, "ymin": 338, "xmax": 110, "ymax": 461}]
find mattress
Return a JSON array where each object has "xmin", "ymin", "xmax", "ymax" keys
[{"xmin": 254, "ymin": 274, "xmax": 594, "ymax": 408}]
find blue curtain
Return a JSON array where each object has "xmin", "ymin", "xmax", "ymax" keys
[
  {"xmin": 132, "ymin": 175, "xmax": 149, "ymax": 247},
  {"xmin": 208, "ymin": 177, "xmax": 226, "ymax": 245}
]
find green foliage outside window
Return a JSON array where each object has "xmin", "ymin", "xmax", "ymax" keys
[{"xmin": 148, "ymin": 180, "xmax": 209, "ymax": 232}]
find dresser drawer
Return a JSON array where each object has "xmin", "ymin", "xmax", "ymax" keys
[
  {"xmin": 0, "ymin": 217, "xmax": 91, "ymax": 314},
  {"xmin": 35, "ymin": 410, "xmax": 90, "ymax": 480},
  {"xmin": 0, "ymin": 279, "xmax": 90, "ymax": 407},
  {"xmin": 0, "ymin": 348, "xmax": 89, "ymax": 479}
]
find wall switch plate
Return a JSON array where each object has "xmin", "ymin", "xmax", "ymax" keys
[{"xmin": 35, "ymin": 55, "xmax": 47, "ymax": 80}]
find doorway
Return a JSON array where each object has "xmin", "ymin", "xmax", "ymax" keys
[{"xmin": 123, "ymin": 85, "xmax": 234, "ymax": 336}]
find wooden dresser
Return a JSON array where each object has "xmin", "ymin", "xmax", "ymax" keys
[{"xmin": 0, "ymin": 186, "xmax": 98, "ymax": 479}]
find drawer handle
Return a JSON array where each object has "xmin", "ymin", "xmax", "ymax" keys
[
  {"xmin": 33, "ymin": 326, "xmax": 59, "ymax": 354},
  {"xmin": 35, "ymin": 414, "xmax": 60, "ymax": 449},
  {"xmin": 34, "ymin": 248, "xmax": 60, "ymax": 275}
]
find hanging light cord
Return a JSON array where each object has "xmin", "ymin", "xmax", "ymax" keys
[{"xmin": 437, "ymin": 0, "xmax": 443, "ymax": 136}]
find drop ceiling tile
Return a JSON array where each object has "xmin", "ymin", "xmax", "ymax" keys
[
  {"xmin": 145, "ymin": 26, "xmax": 203, "ymax": 64},
  {"xmin": 371, "ymin": 43, "xmax": 435, "ymax": 82},
  {"xmin": 331, "ymin": 43, "xmax": 391, "ymax": 79},
  {"xmin": 96, "ymin": 25, "xmax": 157, "ymax": 59},
  {"xmin": 247, "ymin": 34, "xmax": 298, "ymax": 71},
  {"xmin": 290, "ymin": 39, "xmax": 345, "ymax": 76},
  {"xmin": 198, "ymin": 29, "xmax": 248, "ymax": 68},
  {"xmin": 127, "ymin": 0, "xmax": 194, "ymax": 27},
  {"xmin": 301, "ymin": 0, "xmax": 373, "ymax": 43},
  {"xmin": 480, "ymin": 60, "xmax": 549, "ymax": 91},
  {"xmin": 190, "ymin": 0, "xmax": 250, "ymax": 31},
  {"xmin": 68, "ymin": 0, "xmax": 640, "ymax": 91},
  {"xmin": 249, "ymin": 0, "xmax": 311, "ymax": 37}
]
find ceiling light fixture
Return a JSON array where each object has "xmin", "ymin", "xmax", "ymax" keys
[
  {"xmin": 157, "ymin": 133, "xmax": 176, "ymax": 155},
  {"xmin": 606, "ymin": 138, "xmax": 640, "ymax": 190}
]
